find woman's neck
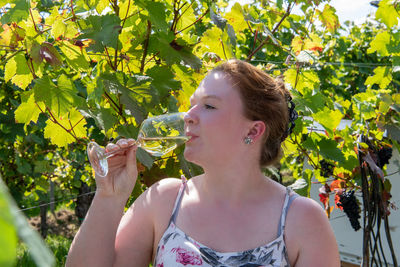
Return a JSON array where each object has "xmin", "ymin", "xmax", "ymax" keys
[{"xmin": 198, "ymin": 159, "xmax": 271, "ymax": 205}]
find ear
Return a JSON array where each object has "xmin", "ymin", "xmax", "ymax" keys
[{"xmin": 246, "ymin": 121, "xmax": 266, "ymax": 142}]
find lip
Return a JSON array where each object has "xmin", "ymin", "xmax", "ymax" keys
[{"xmin": 185, "ymin": 132, "xmax": 198, "ymax": 143}]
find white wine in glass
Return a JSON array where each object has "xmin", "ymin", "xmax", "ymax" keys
[{"xmin": 87, "ymin": 112, "xmax": 189, "ymax": 177}]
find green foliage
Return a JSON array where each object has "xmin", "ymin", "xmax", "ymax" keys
[
  {"xmin": 0, "ymin": 0, "xmax": 400, "ymax": 263},
  {"xmin": 0, "ymin": 176, "xmax": 54, "ymax": 267},
  {"xmin": 16, "ymin": 234, "xmax": 72, "ymax": 267}
]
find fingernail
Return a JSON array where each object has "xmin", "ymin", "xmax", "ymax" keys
[{"xmin": 120, "ymin": 140, "xmax": 127, "ymax": 146}]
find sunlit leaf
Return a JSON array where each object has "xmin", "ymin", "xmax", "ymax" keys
[
  {"xmin": 312, "ymin": 107, "xmax": 343, "ymax": 136},
  {"xmin": 44, "ymin": 108, "xmax": 86, "ymax": 147},
  {"xmin": 4, "ymin": 52, "xmax": 33, "ymax": 89},
  {"xmin": 33, "ymin": 75, "xmax": 79, "ymax": 117},
  {"xmin": 14, "ymin": 93, "xmax": 44, "ymax": 125},
  {"xmin": 317, "ymin": 4, "xmax": 339, "ymax": 33},
  {"xmin": 284, "ymin": 69, "xmax": 319, "ymax": 95},
  {"xmin": 224, "ymin": 2, "xmax": 247, "ymax": 32},
  {"xmin": 365, "ymin": 66, "xmax": 392, "ymax": 89},
  {"xmin": 375, "ymin": 0, "xmax": 400, "ymax": 28},
  {"xmin": 367, "ymin": 31, "xmax": 390, "ymax": 56},
  {"xmin": 59, "ymin": 41, "xmax": 90, "ymax": 71}
]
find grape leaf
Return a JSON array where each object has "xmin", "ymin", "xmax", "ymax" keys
[
  {"xmin": 33, "ymin": 75, "xmax": 79, "ymax": 117},
  {"xmin": 375, "ymin": 0, "xmax": 400, "ymax": 28},
  {"xmin": 198, "ymin": 26, "xmax": 234, "ymax": 60},
  {"xmin": 136, "ymin": 148, "xmax": 154, "ymax": 169},
  {"xmin": 14, "ymin": 93, "xmax": 44, "ymax": 125},
  {"xmin": 312, "ymin": 107, "xmax": 343, "ymax": 136},
  {"xmin": 318, "ymin": 138, "xmax": 346, "ymax": 163},
  {"xmin": 0, "ymin": 23, "xmax": 25, "ymax": 48},
  {"xmin": 317, "ymin": 4, "xmax": 339, "ymax": 33},
  {"xmin": 367, "ymin": 31, "xmax": 390, "ymax": 56},
  {"xmin": 365, "ymin": 66, "xmax": 392, "ymax": 89},
  {"xmin": 79, "ymin": 14, "xmax": 121, "ymax": 52},
  {"xmin": 175, "ymin": 2, "xmax": 196, "ymax": 32},
  {"xmin": 95, "ymin": 0, "xmax": 110, "ymax": 14},
  {"xmin": 149, "ymin": 31, "xmax": 181, "ymax": 65},
  {"xmin": 135, "ymin": 0, "xmax": 168, "ymax": 31},
  {"xmin": 288, "ymin": 169, "xmax": 313, "ymax": 197},
  {"xmin": 210, "ymin": 6, "xmax": 227, "ymax": 30},
  {"xmin": 44, "ymin": 108, "xmax": 86, "ymax": 147},
  {"xmin": 224, "ymin": 3, "xmax": 247, "ymax": 32},
  {"xmin": 5, "ymin": 52, "xmax": 33, "ymax": 89},
  {"xmin": 59, "ymin": 41, "xmax": 90, "ymax": 72},
  {"xmin": 284, "ymin": 69, "xmax": 319, "ymax": 95},
  {"xmin": 0, "ymin": 0, "xmax": 30, "ymax": 24},
  {"xmin": 39, "ymin": 42, "xmax": 63, "ymax": 67},
  {"xmin": 146, "ymin": 66, "xmax": 181, "ymax": 98},
  {"xmin": 51, "ymin": 19, "xmax": 66, "ymax": 39},
  {"xmin": 100, "ymin": 73, "xmax": 146, "ymax": 123},
  {"xmin": 29, "ymin": 42, "xmax": 42, "ymax": 64},
  {"xmin": 302, "ymin": 91, "xmax": 326, "ymax": 113}
]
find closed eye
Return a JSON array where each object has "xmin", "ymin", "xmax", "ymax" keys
[{"xmin": 205, "ymin": 104, "xmax": 215, "ymax": 109}]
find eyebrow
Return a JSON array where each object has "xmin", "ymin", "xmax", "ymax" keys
[{"xmin": 190, "ymin": 94, "xmax": 221, "ymax": 102}]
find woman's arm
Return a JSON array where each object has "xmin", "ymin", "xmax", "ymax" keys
[
  {"xmin": 66, "ymin": 194, "xmax": 128, "ymax": 266},
  {"xmin": 66, "ymin": 140, "xmax": 141, "ymax": 266},
  {"xmin": 286, "ymin": 197, "xmax": 341, "ymax": 267}
]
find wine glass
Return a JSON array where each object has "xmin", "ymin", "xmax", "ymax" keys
[{"xmin": 87, "ymin": 112, "xmax": 189, "ymax": 177}]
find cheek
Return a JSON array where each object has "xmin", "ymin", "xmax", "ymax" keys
[{"xmin": 205, "ymin": 113, "xmax": 245, "ymax": 143}]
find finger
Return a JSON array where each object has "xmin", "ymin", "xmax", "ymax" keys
[
  {"xmin": 106, "ymin": 143, "xmax": 119, "ymax": 152},
  {"xmin": 107, "ymin": 154, "xmax": 127, "ymax": 166},
  {"xmin": 126, "ymin": 146, "xmax": 138, "ymax": 179},
  {"xmin": 116, "ymin": 138, "xmax": 130, "ymax": 148}
]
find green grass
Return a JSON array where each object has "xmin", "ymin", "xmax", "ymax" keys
[{"xmin": 16, "ymin": 234, "xmax": 72, "ymax": 267}]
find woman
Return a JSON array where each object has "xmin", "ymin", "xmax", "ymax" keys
[{"xmin": 66, "ymin": 60, "xmax": 340, "ymax": 266}]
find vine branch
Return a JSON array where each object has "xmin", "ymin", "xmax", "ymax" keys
[
  {"xmin": 246, "ymin": 1, "xmax": 295, "ymax": 61},
  {"xmin": 176, "ymin": 8, "xmax": 209, "ymax": 34},
  {"xmin": 140, "ymin": 20, "xmax": 152, "ymax": 73}
]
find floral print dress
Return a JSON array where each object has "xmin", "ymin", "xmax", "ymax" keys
[{"xmin": 154, "ymin": 177, "xmax": 298, "ymax": 267}]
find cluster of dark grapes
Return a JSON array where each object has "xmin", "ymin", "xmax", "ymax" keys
[
  {"xmin": 377, "ymin": 146, "xmax": 393, "ymax": 168},
  {"xmin": 337, "ymin": 190, "xmax": 361, "ymax": 231},
  {"xmin": 320, "ymin": 159, "xmax": 334, "ymax": 178}
]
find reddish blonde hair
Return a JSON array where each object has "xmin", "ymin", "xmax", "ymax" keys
[{"xmin": 212, "ymin": 59, "xmax": 291, "ymax": 167}]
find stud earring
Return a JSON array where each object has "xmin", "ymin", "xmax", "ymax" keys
[{"xmin": 244, "ymin": 136, "xmax": 253, "ymax": 145}]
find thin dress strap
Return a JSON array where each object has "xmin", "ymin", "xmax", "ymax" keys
[
  {"xmin": 277, "ymin": 187, "xmax": 299, "ymax": 236},
  {"xmin": 169, "ymin": 175, "xmax": 187, "ymax": 225}
]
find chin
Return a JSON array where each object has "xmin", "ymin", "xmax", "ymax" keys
[{"xmin": 183, "ymin": 147, "xmax": 202, "ymax": 166}]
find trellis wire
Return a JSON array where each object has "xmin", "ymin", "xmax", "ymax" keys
[{"xmin": 18, "ymin": 191, "xmax": 96, "ymax": 212}]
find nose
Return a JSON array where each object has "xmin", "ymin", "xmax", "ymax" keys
[{"xmin": 184, "ymin": 107, "xmax": 197, "ymax": 125}]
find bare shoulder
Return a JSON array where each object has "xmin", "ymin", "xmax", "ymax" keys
[
  {"xmin": 285, "ymin": 195, "xmax": 340, "ymax": 267},
  {"xmin": 287, "ymin": 195, "xmax": 327, "ymax": 225},
  {"xmin": 143, "ymin": 177, "xmax": 183, "ymax": 212},
  {"xmin": 113, "ymin": 178, "xmax": 183, "ymax": 266}
]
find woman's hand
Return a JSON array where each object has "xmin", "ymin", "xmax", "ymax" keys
[{"xmin": 94, "ymin": 138, "xmax": 138, "ymax": 200}]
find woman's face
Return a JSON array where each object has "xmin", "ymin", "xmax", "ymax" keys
[{"xmin": 184, "ymin": 71, "xmax": 254, "ymax": 166}]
